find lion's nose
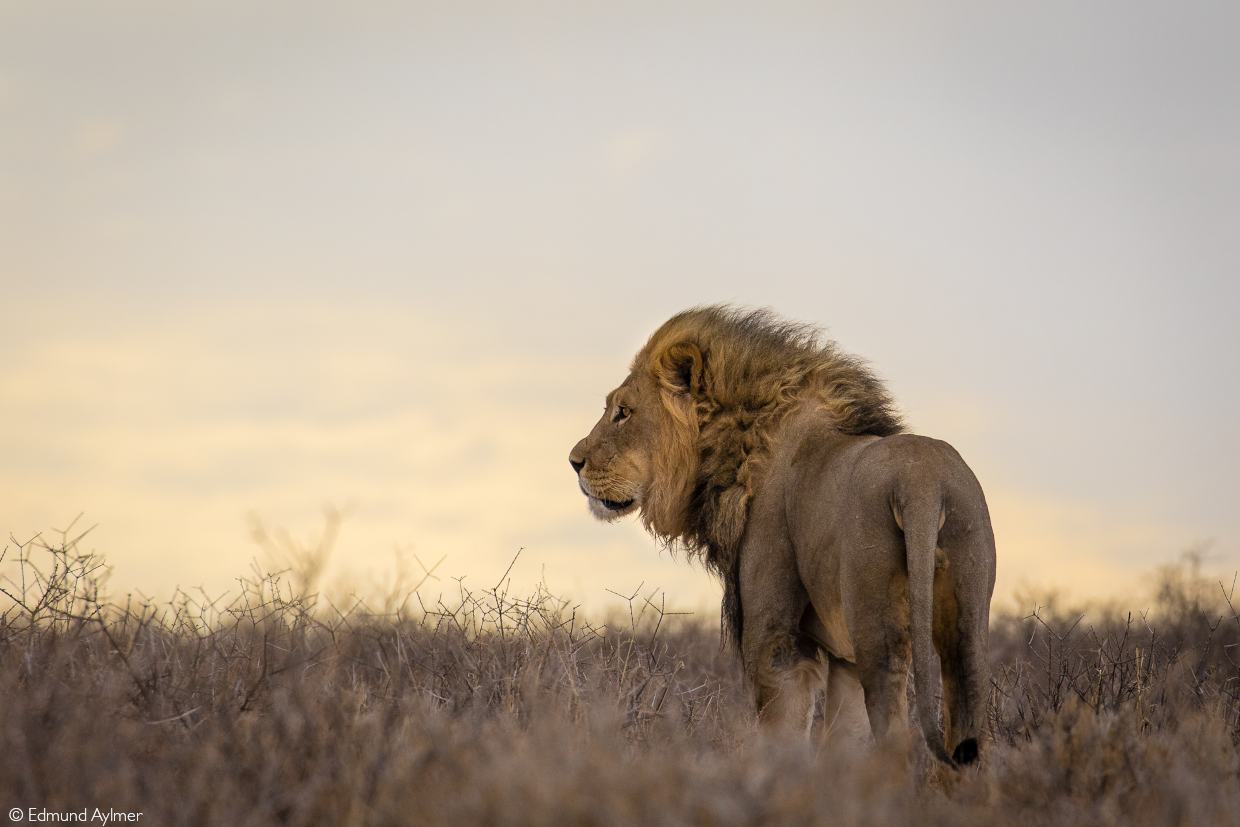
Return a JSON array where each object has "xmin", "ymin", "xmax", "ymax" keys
[{"xmin": 569, "ymin": 438, "xmax": 589, "ymax": 474}]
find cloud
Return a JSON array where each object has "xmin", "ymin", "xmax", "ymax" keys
[
  {"xmin": 0, "ymin": 301, "xmax": 699, "ymax": 611},
  {"xmin": 0, "ymin": 300, "xmax": 1209, "ymax": 616},
  {"xmin": 985, "ymin": 487, "xmax": 1186, "ymax": 610}
]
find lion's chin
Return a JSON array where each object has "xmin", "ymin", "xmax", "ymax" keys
[{"xmin": 587, "ymin": 495, "xmax": 638, "ymax": 521}]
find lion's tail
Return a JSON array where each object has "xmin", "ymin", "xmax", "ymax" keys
[{"xmin": 901, "ymin": 493, "xmax": 952, "ymax": 763}]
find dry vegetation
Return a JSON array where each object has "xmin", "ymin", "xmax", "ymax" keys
[{"xmin": 2, "ymin": 521, "xmax": 1239, "ymax": 826}]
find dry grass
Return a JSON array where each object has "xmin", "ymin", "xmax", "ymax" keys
[{"xmin": 2, "ymin": 522, "xmax": 1239, "ymax": 826}]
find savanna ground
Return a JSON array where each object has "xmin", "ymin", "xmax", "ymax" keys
[{"xmin": 2, "ymin": 519, "xmax": 1239, "ymax": 826}]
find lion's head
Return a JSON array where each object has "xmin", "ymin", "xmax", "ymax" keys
[
  {"xmin": 568, "ymin": 336, "xmax": 701, "ymax": 535},
  {"xmin": 569, "ymin": 306, "xmax": 903, "ymax": 637}
]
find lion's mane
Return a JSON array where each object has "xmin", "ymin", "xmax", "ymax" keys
[{"xmin": 631, "ymin": 306, "xmax": 904, "ymax": 646}]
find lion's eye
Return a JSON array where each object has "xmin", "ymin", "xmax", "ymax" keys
[{"xmin": 612, "ymin": 405, "xmax": 631, "ymax": 423}]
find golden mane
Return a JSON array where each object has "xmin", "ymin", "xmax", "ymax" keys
[{"xmin": 631, "ymin": 305, "xmax": 904, "ymax": 644}]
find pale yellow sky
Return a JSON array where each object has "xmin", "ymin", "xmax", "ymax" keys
[{"xmin": 2, "ymin": 2, "xmax": 1237, "ymax": 614}]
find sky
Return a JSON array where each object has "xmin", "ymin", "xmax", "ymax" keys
[{"xmin": 1, "ymin": 1, "xmax": 1237, "ymax": 616}]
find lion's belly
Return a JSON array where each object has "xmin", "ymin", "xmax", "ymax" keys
[
  {"xmin": 792, "ymin": 534, "xmax": 861, "ymax": 663},
  {"xmin": 808, "ymin": 594, "xmax": 856, "ymax": 662},
  {"xmin": 821, "ymin": 606, "xmax": 856, "ymax": 662}
]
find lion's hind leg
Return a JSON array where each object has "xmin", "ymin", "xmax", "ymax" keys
[
  {"xmin": 822, "ymin": 656, "xmax": 870, "ymax": 750},
  {"xmin": 844, "ymin": 569, "xmax": 914, "ymax": 754},
  {"xmin": 854, "ymin": 650, "xmax": 912, "ymax": 752}
]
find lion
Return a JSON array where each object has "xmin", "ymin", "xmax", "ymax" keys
[{"xmin": 569, "ymin": 306, "xmax": 996, "ymax": 765}]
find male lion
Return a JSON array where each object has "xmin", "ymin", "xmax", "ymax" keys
[{"xmin": 569, "ymin": 306, "xmax": 996, "ymax": 765}]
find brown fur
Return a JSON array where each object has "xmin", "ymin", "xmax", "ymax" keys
[
  {"xmin": 570, "ymin": 305, "xmax": 996, "ymax": 763},
  {"xmin": 631, "ymin": 307, "xmax": 903, "ymax": 644}
]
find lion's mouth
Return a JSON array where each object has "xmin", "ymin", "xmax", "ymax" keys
[
  {"xmin": 579, "ymin": 480, "xmax": 637, "ymax": 518},
  {"xmin": 588, "ymin": 494, "xmax": 637, "ymax": 520}
]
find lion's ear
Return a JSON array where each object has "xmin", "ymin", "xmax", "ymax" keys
[{"xmin": 658, "ymin": 341, "xmax": 704, "ymax": 396}]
